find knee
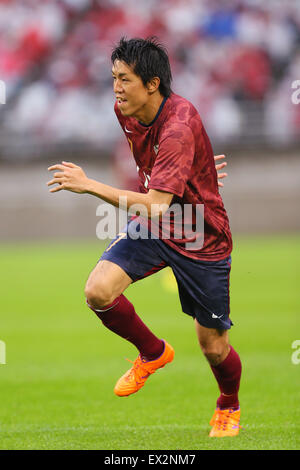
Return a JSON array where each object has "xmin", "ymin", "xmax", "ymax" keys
[
  {"xmin": 203, "ymin": 351, "xmax": 223, "ymax": 367},
  {"xmin": 84, "ymin": 278, "xmax": 115, "ymax": 309},
  {"xmin": 199, "ymin": 340, "xmax": 229, "ymax": 367}
]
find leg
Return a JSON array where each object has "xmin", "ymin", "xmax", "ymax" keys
[
  {"xmin": 194, "ymin": 319, "xmax": 230, "ymax": 366},
  {"xmin": 85, "ymin": 259, "xmax": 132, "ymax": 309},
  {"xmin": 195, "ymin": 319, "xmax": 241, "ymax": 410},
  {"xmin": 170, "ymin": 253, "xmax": 241, "ymax": 410},
  {"xmin": 159, "ymin": 246, "xmax": 241, "ymax": 435},
  {"xmin": 85, "ymin": 260, "xmax": 164, "ymax": 360},
  {"xmin": 85, "ymin": 229, "xmax": 174, "ymax": 397}
]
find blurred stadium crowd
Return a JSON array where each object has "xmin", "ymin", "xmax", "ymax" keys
[{"xmin": 0, "ymin": 0, "xmax": 299, "ymax": 159}]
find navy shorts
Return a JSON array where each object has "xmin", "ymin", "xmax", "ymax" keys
[{"xmin": 100, "ymin": 221, "xmax": 232, "ymax": 330}]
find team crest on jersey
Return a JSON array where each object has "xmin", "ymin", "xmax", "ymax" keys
[{"xmin": 153, "ymin": 144, "xmax": 159, "ymax": 155}]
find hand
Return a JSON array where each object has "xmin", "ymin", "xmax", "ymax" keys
[
  {"xmin": 214, "ymin": 154, "xmax": 228, "ymax": 187},
  {"xmin": 47, "ymin": 161, "xmax": 89, "ymax": 193}
]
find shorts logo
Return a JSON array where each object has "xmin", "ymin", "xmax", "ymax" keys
[
  {"xmin": 212, "ymin": 313, "xmax": 223, "ymax": 319},
  {"xmin": 153, "ymin": 144, "xmax": 159, "ymax": 155}
]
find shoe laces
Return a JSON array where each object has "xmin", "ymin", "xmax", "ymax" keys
[
  {"xmin": 125, "ymin": 356, "xmax": 151, "ymax": 384},
  {"xmin": 214, "ymin": 409, "xmax": 241, "ymax": 431}
]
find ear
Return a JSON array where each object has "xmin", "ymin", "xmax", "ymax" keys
[{"xmin": 147, "ymin": 77, "xmax": 160, "ymax": 94}]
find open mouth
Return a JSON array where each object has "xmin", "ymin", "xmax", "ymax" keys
[{"xmin": 116, "ymin": 97, "xmax": 127, "ymax": 105}]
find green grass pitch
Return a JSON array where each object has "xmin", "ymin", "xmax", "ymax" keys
[{"xmin": 0, "ymin": 235, "xmax": 299, "ymax": 450}]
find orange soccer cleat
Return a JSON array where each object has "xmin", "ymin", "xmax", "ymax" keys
[
  {"xmin": 114, "ymin": 340, "xmax": 175, "ymax": 397},
  {"xmin": 209, "ymin": 407, "xmax": 241, "ymax": 437}
]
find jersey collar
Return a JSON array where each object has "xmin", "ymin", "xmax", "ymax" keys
[{"xmin": 138, "ymin": 96, "xmax": 168, "ymax": 128}]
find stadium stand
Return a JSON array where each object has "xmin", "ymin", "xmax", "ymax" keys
[{"xmin": 0, "ymin": 0, "xmax": 299, "ymax": 160}]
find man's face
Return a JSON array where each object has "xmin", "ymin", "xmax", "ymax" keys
[{"xmin": 112, "ymin": 60, "xmax": 150, "ymax": 119}]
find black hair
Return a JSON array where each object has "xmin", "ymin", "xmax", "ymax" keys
[{"xmin": 111, "ymin": 37, "xmax": 172, "ymax": 97}]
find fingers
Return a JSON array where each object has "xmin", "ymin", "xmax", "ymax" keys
[
  {"xmin": 214, "ymin": 154, "xmax": 225, "ymax": 161},
  {"xmin": 47, "ymin": 177, "xmax": 64, "ymax": 187},
  {"xmin": 48, "ymin": 164, "xmax": 65, "ymax": 171},
  {"xmin": 48, "ymin": 161, "xmax": 78, "ymax": 171},
  {"xmin": 49, "ymin": 184, "xmax": 64, "ymax": 193},
  {"xmin": 215, "ymin": 162, "xmax": 227, "ymax": 171},
  {"xmin": 47, "ymin": 162, "xmax": 75, "ymax": 192},
  {"xmin": 47, "ymin": 166, "xmax": 64, "ymax": 189},
  {"xmin": 61, "ymin": 161, "xmax": 78, "ymax": 168},
  {"xmin": 217, "ymin": 172, "xmax": 228, "ymax": 179},
  {"xmin": 218, "ymin": 181, "xmax": 224, "ymax": 188}
]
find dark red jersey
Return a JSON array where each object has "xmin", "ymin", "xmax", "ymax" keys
[{"xmin": 114, "ymin": 93, "xmax": 232, "ymax": 261}]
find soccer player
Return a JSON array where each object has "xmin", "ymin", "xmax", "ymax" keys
[{"xmin": 47, "ymin": 37, "xmax": 242, "ymax": 437}]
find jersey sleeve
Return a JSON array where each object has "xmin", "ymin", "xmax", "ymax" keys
[{"xmin": 148, "ymin": 123, "xmax": 195, "ymax": 197}]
